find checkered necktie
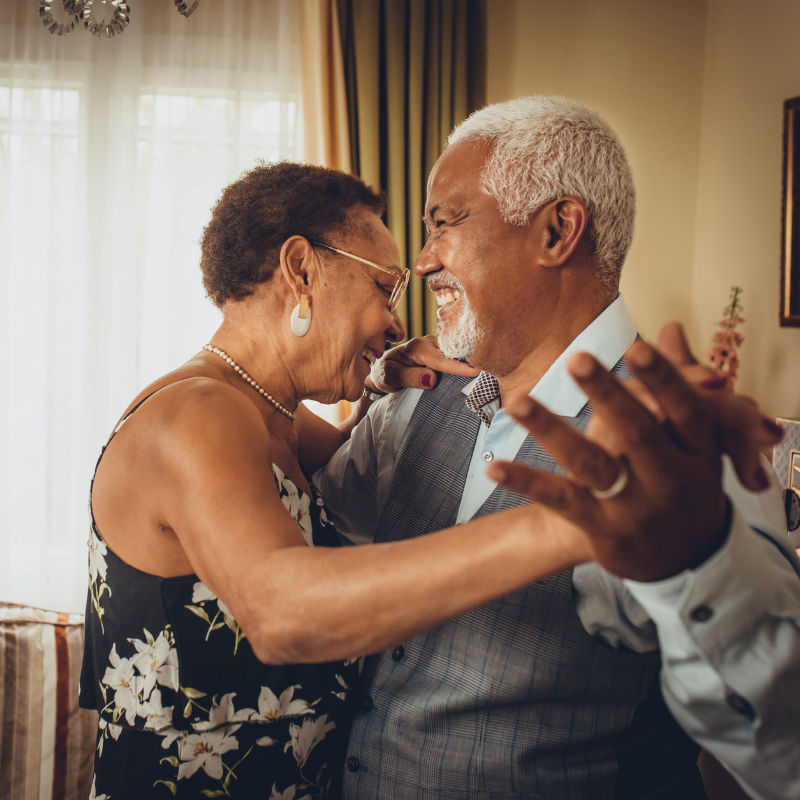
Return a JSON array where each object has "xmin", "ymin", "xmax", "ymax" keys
[{"xmin": 464, "ymin": 371, "xmax": 501, "ymax": 427}]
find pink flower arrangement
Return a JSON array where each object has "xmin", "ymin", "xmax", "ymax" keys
[{"xmin": 706, "ymin": 286, "xmax": 744, "ymax": 388}]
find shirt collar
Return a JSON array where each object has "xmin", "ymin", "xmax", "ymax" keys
[
  {"xmin": 464, "ymin": 372, "xmax": 501, "ymax": 426},
  {"xmin": 461, "ymin": 294, "xmax": 637, "ymax": 419}
]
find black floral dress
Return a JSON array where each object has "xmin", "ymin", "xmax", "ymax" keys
[{"xmin": 80, "ymin": 403, "xmax": 360, "ymax": 800}]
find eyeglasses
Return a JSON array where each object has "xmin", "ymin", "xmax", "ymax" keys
[{"xmin": 311, "ymin": 241, "xmax": 410, "ymax": 312}]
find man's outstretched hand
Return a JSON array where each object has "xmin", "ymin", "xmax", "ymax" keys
[
  {"xmin": 656, "ymin": 323, "xmax": 781, "ymax": 492},
  {"xmin": 486, "ymin": 328, "xmax": 782, "ymax": 583}
]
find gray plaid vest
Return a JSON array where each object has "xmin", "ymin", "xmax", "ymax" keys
[{"xmin": 342, "ymin": 372, "xmax": 705, "ymax": 800}]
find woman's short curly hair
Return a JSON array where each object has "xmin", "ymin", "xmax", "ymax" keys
[{"xmin": 200, "ymin": 161, "xmax": 386, "ymax": 307}]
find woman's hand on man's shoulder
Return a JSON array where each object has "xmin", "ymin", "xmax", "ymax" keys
[{"xmin": 367, "ymin": 335, "xmax": 481, "ymax": 394}]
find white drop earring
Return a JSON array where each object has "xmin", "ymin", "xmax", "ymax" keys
[{"xmin": 290, "ymin": 293, "xmax": 311, "ymax": 337}]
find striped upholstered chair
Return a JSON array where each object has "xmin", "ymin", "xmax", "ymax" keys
[{"xmin": 0, "ymin": 602, "xmax": 96, "ymax": 800}]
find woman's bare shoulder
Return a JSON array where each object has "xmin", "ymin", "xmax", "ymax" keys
[
  {"xmin": 149, "ymin": 374, "xmax": 267, "ymax": 434},
  {"xmin": 111, "ymin": 367, "xmax": 272, "ymax": 465},
  {"xmin": 116, "ymin": 357, "xmax": 230, "ymax": 419}
]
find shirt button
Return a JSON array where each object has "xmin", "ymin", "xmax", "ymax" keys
[
  {"xmin": 346, "ymin": 755, "xmax": 361, "ymax": 772},
  {"xmin": 391, "ymin": 645, "xmax": 405, "ymax": 661},
  {"xmin": 690, "ymin": 604, "xmax": 713, "ymax": 622},
  {"xmin": 482, "ymin": 451, "xmax": 494, "ymax": 462},
  {"xmin": 724, "ymin": 686, "xmax": 756, "ymax": 721},
  {"xmin": 361, "ymin": 695, "xmax": 374, "ymax": 711}
]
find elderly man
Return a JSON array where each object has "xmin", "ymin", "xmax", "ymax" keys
[{"xmin": 315, "ymin": 97, "xmax": 800, "ymax": 800}]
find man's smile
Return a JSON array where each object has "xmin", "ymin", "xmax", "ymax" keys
[{"xmin": 430, "ymin": 281, "xmax": 464, "ymax": 320}]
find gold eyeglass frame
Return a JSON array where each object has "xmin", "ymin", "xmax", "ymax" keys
[{"xmin": 311, "ymin": 241, "xmax": 410, "ymax": 312}]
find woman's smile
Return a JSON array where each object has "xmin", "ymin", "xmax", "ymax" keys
[{"xmin": 360, "ymin": 347, "xmax": 379, "ymax": 368}]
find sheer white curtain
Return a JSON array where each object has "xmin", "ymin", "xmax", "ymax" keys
[{"xmin": 0, "ymin": 0, "xmax": 304, "ymax": 612}]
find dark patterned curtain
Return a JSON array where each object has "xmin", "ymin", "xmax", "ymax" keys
[{"xmin": 337, "ymin": 0, "xmax": 486, "ymax": 338}]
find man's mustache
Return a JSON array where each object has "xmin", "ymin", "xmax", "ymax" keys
[{"xmin": 426, "ymin": 272, "xmax": 467, "ymax": 295}]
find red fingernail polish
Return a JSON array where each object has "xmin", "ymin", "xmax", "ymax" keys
[
  {"xmin": 754, "ymin": 465, "xmax": 770, "ymax": 490},
  {"xmin": 421, "ymin": 373, "xmax": 432, "ymax": 388},
  {"xmin": 699, "ymin": 377, "xmax": 727, "ymax": 390},
  {"xmin": 763, "ymin": 419, "xmax": 783, "ymax": 438},
  {"xmin": 465, "ymin": 363, "xmax": 475, "ymax": 368}
]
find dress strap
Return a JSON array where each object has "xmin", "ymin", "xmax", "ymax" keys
[
  {"xmin": 110, "ymin": 391, "xmax": 160, "ymax": 438},
  {"xmin": 89, "ymin": 384, "xmax": 176, "ymax": 537},
  {"xmin": 92, "ymin": 386, "xmax": 168, "ymax": 480}
]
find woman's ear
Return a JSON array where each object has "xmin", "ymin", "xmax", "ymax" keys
[
  {"xmin": 538, "ymin": 196, "xmax": 589, "ymax": 267},
  {"xmin": 278, "ymin": 236, "xmax": 317, "ymax": 303}
]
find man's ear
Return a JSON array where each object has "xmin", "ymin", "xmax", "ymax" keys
[
  {"xmin": 278, "ymin": 236, "xmax": 317, "ymax": 303},
  {"xmin": 538, "ymin": 196, "xmax": 589, "ymax": 267}
]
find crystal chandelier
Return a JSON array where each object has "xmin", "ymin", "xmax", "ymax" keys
[{"xmin": 39, "ymin": 0, "xmax": 200, "ymax": 40}]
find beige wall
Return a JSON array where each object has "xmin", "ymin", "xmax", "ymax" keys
[
  {"xmin": 486, "ymin": 0, "xmax": 708, "ymax": 339},
  {"xmin": 487, "ymin": 0, "xmax": 800, "ymax": 417},
  {"xmin": 691, "ymin": 0, "xmax": 800, "ymax": 418}
]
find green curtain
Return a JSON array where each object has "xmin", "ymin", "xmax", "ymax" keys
[{"xmin": 337, "ymin": 0, "xmax": 486, "ymax": 339}]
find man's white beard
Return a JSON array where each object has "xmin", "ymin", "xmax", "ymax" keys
[{"xmin": 437, "ymin": 293, "xmax": 484, "ymax": 360}]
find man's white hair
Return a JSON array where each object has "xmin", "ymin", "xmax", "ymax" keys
[{"xmin": 448, "ymin": 96, "xmax": 635, "ymax": 287}]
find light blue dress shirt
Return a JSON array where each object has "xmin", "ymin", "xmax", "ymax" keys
[{"xmin": 316, "ymin": 295, "xmax": 800, "ymax": 799}]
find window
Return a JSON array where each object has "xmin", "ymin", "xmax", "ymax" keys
[{"xmin": 0, "ymin": 0, "xmax": 307, "ymax": 612}]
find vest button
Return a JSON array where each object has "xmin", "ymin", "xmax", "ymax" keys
[
  {"xmin": 690, "ymin": 604, "xmax": 713, "ymax": 622},
  {"xmin": 724, "ymin": 686, "xmax": 756, "ymax": 721},
  {"xmin": 346, "ymin": 755, "xmax": 361, "ymax": 772},
  {"xmin": 361, "ymin": 695, "xmax": 374, "ymax": 711},
  {"xmin": 482, "ymin": 451, "xmax": 494, "ymax": 462},
  {"xmin": 391, "ymin": 644, "xmax": 405, "ymax": 661}
]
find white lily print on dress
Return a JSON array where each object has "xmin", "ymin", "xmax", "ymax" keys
[
  {"xmin": 89, "ymin": 526, "xmax": 109, "ymax": 583},
  {"xmin": 88, "ymin": 526, "xmax": 112, "ymax": 631},
  {"xmin": 250, "ymin": 684, "xmax": 313, "ymax": 722},
  {"xmin": 89, "ymin": 775, "xmax": 109, "ymax": 800},
  {"xmin": 191, "ymin": 581, "xmax": 232, "ymax": 618},
  {"xmin": 273, "ymin": 465, "xmax": 314, "ymax": 545},
  {"xmin": 96, "ymin": 717, "xmax": 122, "ymax": 758},
  {"xmin": 158, "ymin": 726, "xmax": 187, "ymax": 750},
  {"xmin": 284, "ymin": 714, "xmax": 336, "ymax": 769},
  {"xmin": 101, "ymin": 644, "xmax": 141, "ymax": 726},
  {"xmin": 140, "ymin": 687, "xmax": 174, "ymax": 732},
  {"xmin": 270, "ymin": 783, "xmax": 312, "ymax": 800},
  {"xmin": 316, "ymin": 497, "xmax": 332, "ymax": 528},
  {"xmin": 333, "ymin": 674, "xmax": 350, "ymax": 702},
  {"xmin": 100, "ymin": 628, "xmax": 180, "ymax": 731},
  {"xmin": 129, "ymin": 628, "xmax": 179, "ymax": 697},
  {"xmin": 177, "ymin": 726, "xmax": 239, "ymax": 781},
  {"xmin": 160, "ymin": 694, "xmax": 257, "ymax": 794},
  {"xmin": 190, "ymin": 691, "xmax": 255, "ymax": 731},
  {"xmin": 185, "ymin": 581, "xmax": 246, "ymax": 654}
]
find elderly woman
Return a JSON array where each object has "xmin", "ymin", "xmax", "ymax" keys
[{"xmin": 80, "ymin": 162, "xmax": 597, "ymax": 800}]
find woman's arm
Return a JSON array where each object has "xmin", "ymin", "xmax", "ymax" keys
[
  {"xmin": 156, "ymin": 330, "xmax": 782, "ymax": 666},
  {"xmin": 294, "ymin": 398, "xmax": 373, "ymax": 475},
  {"xmin": 156, "ymin": 380, "xmax": 591, "ymax": 665}
]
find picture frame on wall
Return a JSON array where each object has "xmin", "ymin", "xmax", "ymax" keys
[
  {"xmin": 773, "ymin": 417, "xmax": 800, "ymax": 548},
  {"xmin": 780, "ymin": 95, "xmax": 800, "ymax": 326}
]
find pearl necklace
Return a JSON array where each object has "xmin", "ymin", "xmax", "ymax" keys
[{"xmin": 202, "ymin": 344, "xmax": 296, "ymax": 422}]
